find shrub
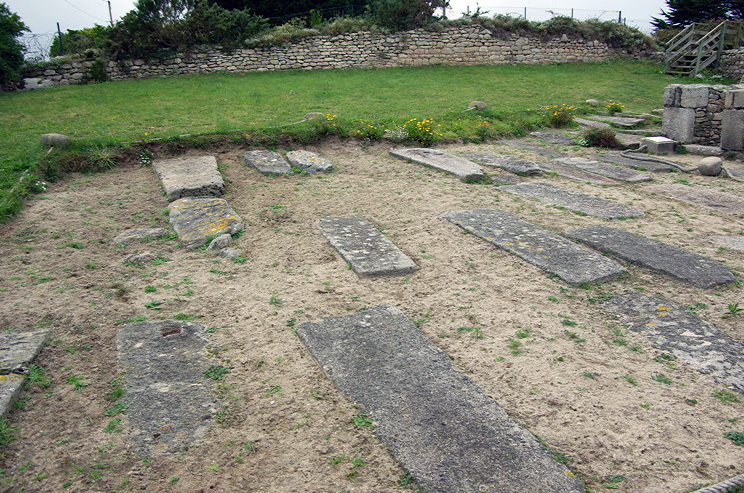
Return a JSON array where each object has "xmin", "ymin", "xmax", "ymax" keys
[
  {"xmin": 579, "ymin": 127, "xmax": 620, "ymax": 148},
  {"xmin": 0, "ymin": 2, "xmax": 28, "ymax": 88},
  {"xmin": 403, "ymin": 118, "xmax": 442, "ymax": 146},
  {"xmin": 368, "ymin": 0, "xmax": 448, "ymax": 31},
  {"xmin": 542, "ymin": 104, "xmax": 576, "ymax": 128}
]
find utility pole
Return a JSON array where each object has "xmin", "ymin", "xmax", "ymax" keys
[
  {"xmin": 105, "ymin": 0, "xmax": 114, "ymax": 26},
  {"xmin": 56, "ymin": 22, "xmax": 64, "ymax": 55}
]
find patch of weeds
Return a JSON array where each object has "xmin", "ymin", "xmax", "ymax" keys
[
  {"xmin": 601, "ymin": 474, "xmax": 628, "ymax": 489},
  {"xmin": 84, "ymin": 261, "xmax": 98, "ymax": 270},
  {"xmin": 712, "ymin": 389, "xmax": 741, "ymax": 404},
  {"xmin": 723, "ymin": 302, "xmax": 743, "ymax": 319},
  {"xmin": 205, "ymin": 327, "xmax": 220, "ymax": 333},
  {"xmin": 515, "ymin": 328, "xmax": 532, "ymax": 339},
  {"xmin": 565, "ymin": 331, "xmax": 586, "ymax": 343},
  {"xmin": 654, "ymin": 353, "xmax": 678, "ymax": 369},
  {"xmin": 204, "ymin": 365, "xmax": 230, "ymax": 381},
  {"xmin": 169, "ymin": 477, "xmax": 179, "ymax": 485},
  {"xmin": 457, "ymin": 326, "xmax": 484, "ymax": 340},
  {"xmin": 151, "ymin": 256, "xmax": 170, "ymax": 266},
  {"xmin": 264, "ymin": 385, "xmax": 282, "ymax": 397},
  {"xmin": 561, "ymin": 318, "xmax": 577, "ymax": 327},
  {"xmin": 106, "ymin": 377, "xmax": 125, "ymax": 401},
  {"xmin": 587, "ymin": 293, "xmax": 614, "ymax": 304},
  {"xmin": 25, "ymin": 364, "xmax": 52, "ymax": 390},
  {"xmin": 105, "ymin": 402, "xmax": 128, "ymax": 416},
  {"xmin": 723, "ymin": 431, "xmax": 744, "ymax": 446},
  {"xmin": 114, "ymin": 315, "xmax": 147, "ymax": 325},
  {"xmin": 0, "ymin": 418, "xmax": 16, "ymax": 445},
  {"xmin": 547, "ymin": 295, "xmax": 559, "ymax": 302},
  {"xmin": 63, "ymin": 242, "xmax": 83, "ymax": 249},
  {"xmin": 209, "ymin": 268, "xmax": 226, "ymax": 275},
  {"xmin": 398, "ymin": 472, "xmax": 415, "ymax": 487},
  {"xmin": 173, "ymin": 313, "xmax": 201, "ymax": 321},
  {"xmin": 103, "ymin": 418, "xmax": 123, "ymax": 433},
  {"xmin": 352, "ymin": 413, "xmax": 376, "ymax": 430},
  {"xmin": 508, "ymin": 338, "xmax": 522, "ymax": 355},
  {"xmin": 624, "ymin": 375, "xmax": 638, "ymax": 386},
  {"xmin": 232, "ymin": 256, "xmax": 248, "ymax": 263},
  {"xmin": 66, "ymin": 374, "xmax": 87, "ymax": 391},
  {"xmin": 686, "ymin": 302, "xmax": 708, "ymax": 312},
  {"xmin": 413, "ymin": 309, "xmax": 431, "ymax": 327},
  {"xmin": 144, "ymin": 285, "xmax": 157, "ymax": 293},
  {"xmin": 652, "ymin": 373, "xmax": 673, "ymax": 385},
  {"xmin": 581, "ymin": 371, "xmax": 597, "ymax": 379},
  {"xmin": 144, "ymin": 300, "xmax": 163, "ymax": 310},
  {"xmin": 269, "ymin": 292, "xmax": 283, "ymax": 307}
]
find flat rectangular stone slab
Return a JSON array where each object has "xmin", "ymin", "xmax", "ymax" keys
[
  {"xmin": 605, "ymin": 292, "xmax": 744, "ymax": 393},
  {"xmin": 0, "ymin": 331, "xmax": 48, "ymax": 418},
  {"xmin": 499, "ymin": 182, "xmax": 644, "ymax": 219},
  {"xmin": 244, "ymin": 150, "xmax": 292, "ymax": 175},
  {"xmin": 556, "ymin": 157, "xmax": 652, "ymax": 183},
  {"xmin": 390, "ymin": 148, "xmax": 486, "ymax": 182},
  {"xmin": 117, "ymin": 321, "xmax": 218, "ymax": 455},
  {"xmin": 442, "ymin": 209, "xmax": 626, "ymax": 285},
  {"xmin": 496, "ymin": 140, "xmax": 566, "ymax": 158},
  {"xmin": 168, "ymin": 197, "xmax": 244, "ymax": 248},
  {"xmin": 296, "ymin": 306, "xmax": 585, "ymax": 493},
  {"xmin": 594, "ymin": 153, "xmax": 673, "ymax": 173},
  {"xmin": 536, "ymin": 161, "xmax": 621, "ymax": 186},
  {"xmin": 460, "ymin": 152, "xmax": 543, "ymax": 176},
  {"xmin": 585, "ymin": 115, "xmax": 645, "ymax": 128},
  {"xmin": 152, "ymin": 155, "xmax": 224, "ymax": 202},
  {"xmin": 286, "ymin": 150, "xmax": 333, "ymax": 173},
  {"xmin": 319, "ymin": 217, "xmax": 418, "ymax": 277},
  {"xmin": 529, "ymin": 131, "xmax": 577, "ymax": 146},
  {"xmin": 643, "ymin": 184, "xmax": 744, "ymax": 215},
  {"xmin": 566, "ymin": 225, "xmax": 736, "ymax": 288}
]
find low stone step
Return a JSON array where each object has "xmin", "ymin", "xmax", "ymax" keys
[
  {"xmin": 117, "ymin": 321, "xmax": 219, "ymax": 455},
  {"xmin": 152, "ymin": 155, "xmax": 224, "ymax": 202},
  {"xmin": 244, "ymin": 150, "xmax": 292, "ymax": 175},
  {"xmin": 442, "ymin": 209, "xmax": 626, "ymax": 285},
  {"xmin": 585, "ymin": 115, "xmax": 646, "ymax": 128},
  {"xmin": 496, "ymin": 140, "xmax": 566, "ymax": 158},
  {"xmin": 296, "ymin": 306, "xmax": 585, "ymax": 493},
  {"xmin": 556, "ymin": 157, "xmax": 652, "ymax": 183},
  {"xmin": 390, "ymin": 148, "xmax": 486, "ymax": 182},
  {"xmin": 319, "ymin": 217, "xmax": 417, "ymax": 277},
  {"xmin": 595, "ymin": 153, "xmax": 673, "ymax": 173},
  {"xmin": 461, "ymin": 152, "xmax": 543, "ymax": 176},
  {"xmin": 537, "ymin": 161, "xmax": 621, "ymax": 186},
  {"xmin": 0, "ymin": 331, "xmax": 48, "ymax": 418},
  {"xmin": 168, "ymin": 197, "xmax": 244, "ymax": 249},
  {"xmin": 605, "ymin": 292, "xmax": 744, "ymax": 393},
  {"xmin": 529, "ymin": 131, "xmax": 577, "ymax": 146},
  {"xmin": 566, "ymin": 225, "xmax": 736, "ymax": 288},
  {"xmin": 499, "ymin": 182, "xmax": 644, "ymax": 220},
  {"xmin": 574, "ymin": 117, "xmax": 611, "ymax": 129},
  {"xmin": 286, "ymin": 150, "xmax": 333, "ymax": 173},
  {"xmin": 643, "ymin": 184, "xmax": 744, "ymax": 215}
]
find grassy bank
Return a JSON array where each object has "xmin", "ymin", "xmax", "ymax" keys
[{"xmin": 0, "ymin": 60, "xmax": 724, "ymax": 221}]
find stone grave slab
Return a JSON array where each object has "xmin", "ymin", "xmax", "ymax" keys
[
  {"xmin": 442, "ymin": 209, "xmax": 626, "ymax": 285},
  {"xmin": 296, "ymin": 305, "xmax": 585, "ymax": 493},
  {"xmin": 286, "ymin": 150, "xmax": 333, "ymax": 173},
  {"xmin": 496, "ymin": 140, "xmax": 566, "ymax": 158},
  {"xmin": 556, "ymin": 157, "xmax": 652, "ymax": 183},
  {"xmin": 529, "ymin": 131, "xmax": 577, "ymax": 146},
  {"xmin": 168, "ymin": 197, "xmax": 244, "ymax": 249},
  {"xmin": 614, "ymin": 133, "xmax": 644, "ymax": 149},
  {"xmin": 709, "ymin": 235, "xmax": 744, "ymax": 252},
  {"xmin": 319, "ymin": 217, "xmax": 418, "ymax": 277},
  {"xmin": 574, "ymin": 117, "xmax": 611, "ymax": 129},
  {"xmin": 113, "ymin": 228, "xmax": 170, "ymax": 246},
  {"xmin": 461, "ymin": 152, "xmax": 543, "ymax": 176},
  {"xmin": 566, "ymin": 225, "xmax": 736, "ymax": 288},
  {"xmin": 643, "ymin": 184, "xmax": 744, "ymax": 215},
  {"xmin": 0, "ymin": 331, "xmax": 48, "ymax": 418},
  {"xmin": 605, "ymin": 292, "xmax": 744, "ymax": 393},
  {"xmin": 499, "ymin": 182, "xmax": 644, "ymax": 220},
  {"xmin": 491, "ymin": 174, "xmax": 520, "ymax": 186},
  {"xmin": 585, "ymin": 115, "xmax": 645, "ymax": 128},
  {"xmin": 537, "ymin": 161, "xmax": 621, "ymax": 186},
  {"xmin": 152, "ymin": 155, "xmax": 224, "ymax": 202},
  {"xmin": 243, "ymin": 150, "xmax": 292, "ymax": 175},
  {"xmin": 595, "ymin": 153, "xmax": 673, "ymax": 173},
  {"xmin": 389, "ymin": 148, "xmax": 486, "ymax": 182},
  {"xmin": 117, "ymin": 320, "xmax": 219, "ymax": 455}
]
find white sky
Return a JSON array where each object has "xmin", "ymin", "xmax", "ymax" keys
[{"xmin": 5, "ymin": 0, "xmax": 666, "ymax": 37}]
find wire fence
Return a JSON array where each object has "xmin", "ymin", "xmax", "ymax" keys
[
  {"xmin": 20, "ymin": 33, "xmax": 56, "ymax": 62},
  {"xmin": 456, "ymin": 5, "xmax": 624, "ymax": 23}
]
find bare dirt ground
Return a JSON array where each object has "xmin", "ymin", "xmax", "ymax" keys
[{"xmin": 0, "ymin": 136, "xmax": 742, "ymax": 493}]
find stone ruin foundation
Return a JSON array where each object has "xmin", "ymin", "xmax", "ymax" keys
[{"xmin": 663, "ymin": 83, "xmax": 744, "ymax": 150}]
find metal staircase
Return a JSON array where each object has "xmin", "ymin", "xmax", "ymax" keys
[{"xmin": 664, "ymin": 21, "xmax": 744, "ymax": 76}]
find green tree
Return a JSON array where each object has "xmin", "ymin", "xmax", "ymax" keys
[
  {"xmin": 652, "ymin": 0, "xmax": 734, "ymax": 29},
  {"xmin": 369, "ymin": 0, "xmax": 449, "ymax": 31},
  {"xmin": 207, "ymin": 0, "xmax": 372, "ymax": 23},
  {"xmin": 0, "ymin": 2, "xmax": 28, "ymax": 87}
]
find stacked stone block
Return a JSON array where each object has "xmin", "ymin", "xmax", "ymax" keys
[
  {"xmin": 663, "ymin": 83, "xmax": 744, "ymax": 149},
  {"xmin": 23, "ymin": 25, "xmax": 628, "ymax": 88}
]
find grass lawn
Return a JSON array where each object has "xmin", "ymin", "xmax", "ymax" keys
[{"xmin": 0, "ymin": 59, "xmax": 721, "ymax": 220}]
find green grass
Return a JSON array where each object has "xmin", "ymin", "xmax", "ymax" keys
[{"xmin": 0, "ymin": 60, "xmax": 709, "ymax": 221}]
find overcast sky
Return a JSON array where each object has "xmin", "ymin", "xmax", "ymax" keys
[{"xmin": 5, "ymin": 0, "xmax": 667, "ymax": 37}]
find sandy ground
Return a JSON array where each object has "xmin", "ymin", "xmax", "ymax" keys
[{"xmin": 0, "ymin": 136, "xmax": 742, "ymax": 493}]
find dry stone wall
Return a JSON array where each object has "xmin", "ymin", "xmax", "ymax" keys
[
  {"xmin": 24, "ymin": 25, "xmax": 623, "ymax": 88},
  {"xmin": 720, "ymin": 48, "xmax": 744, "ymax": 81}
]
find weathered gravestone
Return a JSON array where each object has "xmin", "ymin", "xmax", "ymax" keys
[
  {"xmin": 605, "ymin": 292, "xmax": 744, "ymax": 393},
  {"xmin": 460, "ymin": 152, "xmax": 543, "ymax": 176},
  {"xmin": 594, "ymin": 153, "xmax": 673, "ymax": 173},
  {"xmin": 556, "ymin": 157, "xmax": 652, "ymax": 183},
  {"xmin": 286, "ymin": 150, "xmax": 333, "ymax": 173},
  {"xmin": 244, "ymin": 150, "xmax": 292, "ymax": 175},
  {"xmin": 168, "ymin": 197, "xmax": 244, "ymax": 249},
  {"xmin": 567, "ymin": 225, "xmax": 736, "ymax": 288},
  {"xmin": 537, "ymin": 161, "xmax": 621, "ymax": 186},
  {"xmin": 297, "ymin": 306, "xmax": 586, "ymax": 493},
  {"xmin": 529, "ymin": 131, "xmax": 577, "ymax": 146},
  {"xmin": 442, "ymin": 209, "xmax": 626, "ymax": 285},
  {"xmin": 318, "ymin": 217, "xmax": 417, "ymax": 277},
  {"xmin": 499, "ymin": 182, "xmax": 644, "ymax": 220},
  {"xmin": 584, "ymin": 115, "xmax": 645, "ymax": 128},
  {"xmin": 117, "ymin": 321, "xmax": 219, "ymax": 455},
  {"xmin": 152, "ymin": 155, "xmax": 224, "ymax": 202},
  {"xmin": 390, "ymin": 148, "xmax": 486, "ymax": 182},
  {"xmin": 497, "ymin": 140, "xmax": 566, "ymax": 158},
  {"xmin": 0, "ymin": 331, "xmax": 48, "ymax": 418}
]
